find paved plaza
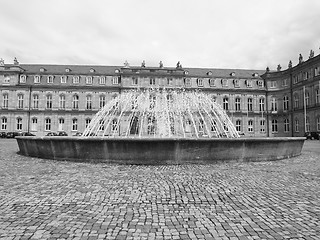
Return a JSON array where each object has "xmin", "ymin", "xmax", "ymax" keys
[{"xmin": 0, "ymin": 139, "xmax": 320, "ymax": 240}]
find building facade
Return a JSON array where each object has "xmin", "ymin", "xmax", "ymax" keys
[{"xmin": 1, "ymin": 56, "xmax": 320, "ymax": 137}]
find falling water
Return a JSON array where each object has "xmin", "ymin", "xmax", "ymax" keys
[{"xmin": 82, "ymin": 89, "xmax": 239, "ymax": 138}]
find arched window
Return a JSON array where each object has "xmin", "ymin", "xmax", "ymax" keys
[
  {"xmin": 235, "ymin": 98, "xmax": 241, "ymax": 111},
  {"xmin": 72, "ymin": 94, "xmax": 79, "ymax": 110},
  {"xmin": 223, "ymin": 97, "xmax": 229, "ymax": 111}
]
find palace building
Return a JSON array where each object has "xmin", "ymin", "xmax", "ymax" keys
[{"xmin": 0, "ymin": 54, "xmax": 320, "ymax": 137}]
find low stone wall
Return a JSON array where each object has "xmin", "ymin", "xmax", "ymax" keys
[{"xmin": 16, "ymin": 137, "xmax": 305, "ymax": 164}]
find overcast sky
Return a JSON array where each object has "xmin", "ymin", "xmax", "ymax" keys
[{"xmin": 0, "ymin": 0, "xmax": 319, "ymax": 70}]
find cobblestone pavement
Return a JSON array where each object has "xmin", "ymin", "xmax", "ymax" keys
[{"xmin": 0, "ymin": 139, "xmax": 320, "ymax": 240}]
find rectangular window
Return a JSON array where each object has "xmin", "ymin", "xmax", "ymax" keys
[
  {"xmin": 3, "ymin": 75, "xmax": 10, "ymax": 84},
  {"xmin": 246, "ymin": 80, "xmax": 252, "ymax": 88},
  {"xmin": 32, "ymin": 95, "xmax": 39, "ymax": 109},
  {"xmin": 72, "ymin": 119, "xmax": 78, "ymax": 131},
  {"xmin": 168, "ymin": 78, "xmax": 174, "ymax": 86},
  {"xmin": 132, "ymin": 77, "xmax": 138, "ymax": 85},
  {"xmin": 2, "ymin": 94, "xmax": 8, "ymax": 109},
  {"xmin": 247, "ymin": 98, "xmax": 253, "ymax": 112},
  {"xmin": 16, "ymin": 118, "xmax": 22, "ymax": 131},
  {"xmin": 235, "ymin": 120, "xmax": 241, "ymax": 132},
  {"xmin": 270, "ymin": 81, "xmax": 276, "ymax": 88},
  {"xmin": 85, "ymin": 119, "xmax": 91, "ymax": 128},
  {"xmin": 17, "ymin": 94, "xmax": 24, "ymax": 109},
  {"xmin": 31, "ymin": 118, "xmax": 37, "ymax": 131},
  {"xmin": 235, "ymin": 98, "xmax": 241, "ymax": 111},
  {"xmin": 99, "ymin": 96, "xmax": 106, "ymax": 109},
  {"xmin": 150, "ymin": 78, "xmax": 156, "ymax": 85},
  {"xmin": 45, "ymin": 118, "xmax": 51, "ymax": 131},
  {"xmin": 222, "ymin": 79, "xmax": 228, "ymax": 87},
  {"xmin": 58, "ymin": 118, "xmax": 64, "ymax": 132},
  {"xmin": 184, "ymin": 78, "xmax": 191, "ymax": 87},
  {"xmin": 1, "ymin": 117, "xmax": 7, "ymax": 130},
  {"xmin": 46, "ymin": 95, "xmax": 52, "ymax": 109},
  {"xmin": 234, "ymin": 79, "xmax": 240, "ymax": 88},
  {"xmin": 59, "ymin": 95, "xmax": 65, "ymax": 110},
  {"xmin": 260, "ymin": 120, "xmax": 265, "ymax": 133},
  {"xmin": 295, "ymin": 119, "xmax": 299, "ymax": 132},
  {"xmin": 284, "ymin": 119, "xmax": 290, "ymax": 132},
  {"xmin": 86, "ymin": 95, "xmax": 92, "ymax": 110},
  {"xmin": 20, "ymin": 75, "xmax": 26, "ymax": 83}
]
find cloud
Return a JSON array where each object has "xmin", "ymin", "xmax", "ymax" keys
[{"xmin": 1, "ymin": 0, "xmax": 320, "ymax": 69}]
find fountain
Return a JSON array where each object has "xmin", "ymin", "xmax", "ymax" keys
[{"xmin": 16, "ymin": 89, "xmax": 305, "ymax": 164}]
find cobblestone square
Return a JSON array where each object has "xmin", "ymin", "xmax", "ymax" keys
[{"xmin": 0, "ymin": 139, "xmax": 320, "ymax": 239}]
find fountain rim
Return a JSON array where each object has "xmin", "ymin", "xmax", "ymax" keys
[{"xmin": 15, "ymin": 136, "xmax": 306, "ymax": 142}]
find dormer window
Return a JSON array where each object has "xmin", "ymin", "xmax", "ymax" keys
[
  {"xmin": 222, "ymin": 79, "xmax": 228, "ymax": 87},
  {"xmin": 184, "ymin": 70, "xmax": 189, "ymax": 75},
  {"xmin": 3, "ymin": 75, "xmax": 10, "ymax": 84},
  {"xmin": 115, "ymin": 69, "xmax": 120, "ymax": 74},
  {"xmin": 60, "ymin": 76, "xmax": 67, "ymax": 83},
  {"xmin": 112, "ymin": 76, "xmax": 119, "ymax": 85},
  {"xmin": 197, "ymin": 78, "xmax": 203, "ymax": 87},
  {"xmin": 89, "ymin": 68, "xmax": 95, "ymax": 73},
  {"xmin": 34, "ymin": 75, "xmax": 40, "ymax": 83},
  {"xmin": 246, "ymin": 79, "xmax": 252, "ymax": 88},
  {"xmin": 47, "ymin": 75, "xmax": 54, "ymax": 84},
  {"xmin": 65, "ymin": 68, "xmax": 71, "ymax": 73},
  {"xmin": 72, "ymin": 76, "xmax": 80, "ymax": 84},
  {"xmin": 209, "ymin": 78, "xmax": 215, "ymax": 87},
  {"xmin": 99, "ymin": 76, "xmax": 106, "ymax": 85},
  {"xmin": 40, "ymin": 68, "xmax": 46, "ymax": 72},
  {"xmin": 258, "ymin": 80, "xmax": 264, "ymax": 87},
  {"xmin": 20, "ymin": 75, "xmax": 26, "ymax": 83},
  {"xmin": 252, "ymin": 73, "xmax": 259, "ymax": 77},
  {"xmin": 207, "ymin": 71, "xmax": 212, "ymax": 76},
  {"xmin": 230, "ymin": 72, "xmax": 235, "ymax": 77},
  {"xmin": 270, "ymin": 81, "xmax": 276, "ymax": 88},
  {"xmin": 86, "ymin": 76, "xmax": 93, "ymax": 84},
  {"xmin": 233, "ymin": 79, "xmax": 240, "ymax": 88}
]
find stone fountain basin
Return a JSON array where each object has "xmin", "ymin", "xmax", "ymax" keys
[{"xmin": 16, "ymin": 136, "xmax": 305, "ymax": 164}]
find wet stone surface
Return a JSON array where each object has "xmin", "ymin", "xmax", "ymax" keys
[{"xmin": 0, "ymin": 139, "xmax": 320, "ymax": 240}]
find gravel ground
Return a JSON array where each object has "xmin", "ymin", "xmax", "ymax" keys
[{"xmin": 0, "ymin": 139, "xmax": 319, "ymax": 240}]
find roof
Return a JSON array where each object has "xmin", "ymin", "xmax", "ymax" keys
[{"xmin": 16, "ymin": 64, "xmax": 265, "ymax": 78}]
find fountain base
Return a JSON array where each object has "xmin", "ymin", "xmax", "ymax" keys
[{"xmin": 16, "ymin": 137, "xmax": 305, "ymax": 164}]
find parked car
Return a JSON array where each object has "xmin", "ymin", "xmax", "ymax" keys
[
  {"xmin": 304, "ymin": 132, "xmax": 320, "ymax": 140},
  {"xmin": 19, "ymin": 132, "xmax": 35, "ymax": 136},
  {"xmin": 0, "ymin": 132, "xmax": 6, "ymax": 138},
  {"xmin": 46, "ymin": 132, "xmax": 58, "ymax": 136},
  {"xmin": 6, "ymin": 132, "xmax": 20, "ymax": 138},
  {"xmin": 57, "ymin": 131, "xmax": 68, "ymax": 136},
  {"xmin": 73, "ymin": 132, "xmax": 82, "ymax": 136},
  {"xmin": 237, "ymin": 131, "xmax": 245, "ymax": 137}
]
